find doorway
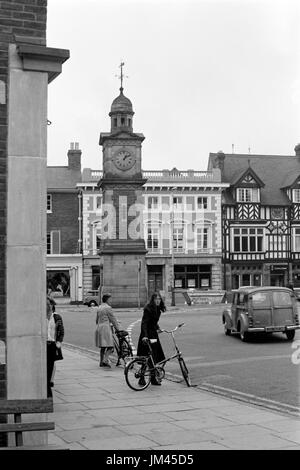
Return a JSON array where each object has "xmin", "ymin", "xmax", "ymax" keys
[
  {"xmin": 270, "ymin": 272, "xmax": 285, "ymax": 287},
  {"xmin": 147, "ymin": 265, "xmax": 163, "ymax": 296}
]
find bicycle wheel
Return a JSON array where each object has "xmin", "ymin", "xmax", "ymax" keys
[
  {"xmin": 121, "ymin": 338, "xmax": 133, "ymax": 360},
  {"xmin": 125, "ymin": 358, "xmax": 151, "ymax": 391},
  {"xmin": 178, "ymin": 357, "xmax": 192, "ymax": 387}
]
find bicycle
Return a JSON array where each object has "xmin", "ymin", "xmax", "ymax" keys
[
  {"xmin": 124, "ymin": 323, "xmax": 192, "ymax": 390},
  {"xmin": 111, "ymin": 325, "xmax": 134, "ymax": 367}
]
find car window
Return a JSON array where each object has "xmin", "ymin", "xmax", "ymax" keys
[
  {"xmin": 252, "ymin": 292, "xmax": 271, "ymax": 307},
  {"xmin": 273, "ymin": 291, "xmax": 292, "ymax": 307},
  {"xmin": 238, "ymin": 293, "xmax": 244, "ymax": 305}
]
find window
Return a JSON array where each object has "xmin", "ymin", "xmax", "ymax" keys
[
  {"xmin": 113, "ymin": 118, "xmax": 117, "ymax": 127},
  {"xmin": 148, "ymin": 196, "xmax": 158, "ymax": 210},
  {"xmin": 237, "ymin": 188, "xmax": 259, "ymax": 202},
  {"xmin": 196, "ymin": 227, "xmax": 209, "ymax": 251},
  {"xmin": 269, "ymin": 235, "xmax": 287, "ymax": 254},
  {"xmin": 96, "ymin": 235, "xmax": 101, "ymax": 251},
  {"xmin": 197, "ymin": 197, "xmax": 208, "ymax": 209},
  {"xmin": 173, "ymin": 227, "xmax": 184, "ymax": 252},
  {"xmin": 273, "ymin": 291, "xmax": 292, "ymax": 307},
  {"xmin": 128, "ymin": 119, "xmax": 131, "ymax": 127},
  {"xmin": 232, "ymin": 227, "xmax": 264, "ymax": 252},
  {"xmin": 147, "ymin": 227, "xmax": 159, "ymax": 251},
  {"xmin": 47, "ymin": 194, "xmax": 52, "ymax": 213},
  {"xmin": 241, "ymin": 274, "xmax": 251, "ymax": 286},
  {"xmin": 252, "ymin": 292, "xmax": 270, "ymax": 307},
  {"xmin": 293, "ymin": 228, "xmax": 300, "ymax": 252},
  {"xmin": 96, "ymin": 196, "xmax": 102, "ymax": 209},
  {"xmin": 47, "ymin": 230, "xmax": 60, "ymax": 254},
  {"xmin": 293, "ymin": 189, "xmax": 300, "ymax": 203},
  {"xmin": 173, "ymin": 197, "xmax": 183, "ymax": 210},
  {"xmin": 121, "ymin": 117, "xmax": 125, "ymax": 125}
]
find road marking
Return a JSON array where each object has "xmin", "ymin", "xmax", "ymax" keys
[{"xmin": 127, "ymin": 319, "xmax": 141, "ymax": 354}]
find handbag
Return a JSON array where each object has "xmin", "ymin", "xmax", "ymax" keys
[{"xmin": 55, "ymin": 345, "xmax": 63, "ymax": 361}]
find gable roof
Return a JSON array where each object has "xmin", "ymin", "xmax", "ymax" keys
[
  {"xmin": 209, "ymin": 153, "xmax": 300, "ymax": 205},
  {"xmin": 231, "ymin": 166, "xmax": 265, "ymax": 187}
]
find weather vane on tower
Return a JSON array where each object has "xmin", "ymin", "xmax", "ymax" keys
[{"xmin": 116, "ymin": 61, "xmax": 128, "ymax": 92}]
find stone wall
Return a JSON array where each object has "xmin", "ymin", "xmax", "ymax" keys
[{"xmin": 0, "ymin": 0, "xmax": 47, "ymax": 447}]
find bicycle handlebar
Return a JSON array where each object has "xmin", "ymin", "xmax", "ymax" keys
[{"xmin": 160, "ymin": 322, "xmax": 185, "ymax": 334}]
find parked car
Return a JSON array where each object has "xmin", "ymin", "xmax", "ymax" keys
[
  {"xmin": 293, "ymin": 288, "xmax": 300, "ymax": 301},
  {"xmin": 222, "ymin": 286, "xmax": 300, "ymax": 342},
  {"xmin": 83, "ymin": 290, "xmax": 100, "ymax": 307}
]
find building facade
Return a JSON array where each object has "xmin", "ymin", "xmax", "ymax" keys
[
  {"xmin": 208, "ymin": 146, "xmax": 300, "ymax": 291},
  {"xmin": 47, "ymin": 143, "xmax": 83, "ymax": 303},
  {"xmin": 79, "ymin": 166, "xmax": 228, "ymax": 303}
]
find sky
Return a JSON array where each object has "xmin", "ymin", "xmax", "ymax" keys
[{"xmin": 46, "ymin": 0, "xmax": 300, "ymax": 172}]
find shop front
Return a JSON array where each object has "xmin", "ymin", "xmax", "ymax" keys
[
  {"xmin": 47, "ymin": 254, "xmax": 83, "ymax": 303},
  {"xmin": 174, "ymin": 264, "xmax": 212, "ymax": 290}
]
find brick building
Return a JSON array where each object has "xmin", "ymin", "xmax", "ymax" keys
[
  {"xmin": 0, "ymin": 0, "xmax": 68, "ymax": 446},
  {"xmin": 47, "ymin": 143, "xmax": 83, "ymax": 303}
]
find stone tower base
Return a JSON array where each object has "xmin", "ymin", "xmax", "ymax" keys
[{"xmin": 101, "ymin": 248, "xmax": 148, "ymax": 308}]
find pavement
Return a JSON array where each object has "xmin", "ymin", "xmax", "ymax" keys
[{"xmin": 48, "ymin": 345, "xmax": 300, "ymax": 450}]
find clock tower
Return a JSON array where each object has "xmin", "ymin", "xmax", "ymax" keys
[{"xmin": 98, "ymin": 66, "xmax": 148, "ymax": 307}]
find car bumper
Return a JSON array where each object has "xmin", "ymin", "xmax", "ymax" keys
[{"xmin": 247, "ymin": 325, "xmax": 300, "ymax": 333}]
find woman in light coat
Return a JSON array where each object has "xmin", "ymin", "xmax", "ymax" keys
[{"xmin": 95, "ymin": 293, "xmax": 120, "ymax": 367}]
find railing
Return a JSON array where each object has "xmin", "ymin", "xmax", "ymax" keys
[
  {"xmin": 83, "ymin": 169, "xmax": 217, "ymax": 182},
  {"xmin": 142, "ymin": 170, "xmax": 215, "ymax": 181}
]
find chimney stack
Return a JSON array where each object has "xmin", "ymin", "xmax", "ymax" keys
[
  {"xmin": 214, "ymin": 150, "xmax": 225, "ymax": 174},
  {"xmin": 295, "ymin": 143, "xmax": 300, "ymax": 158},
  {"xmin": 68, "ymin": 142, "xmax": 81, "ymax": 171}
]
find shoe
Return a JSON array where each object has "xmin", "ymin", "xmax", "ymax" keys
[
  {"xmin": 102, "ymin": 362, "xmax": 111, "ymax": 368},
  {"xmin": 138, "ymin": 377, "xmax": 146, "ymax": 386},
  {"xmin": 50, "ymin": 382, "xmax": 54, "ymax": 388},
  {"xmin": 151, "ymin": 379, "xmax": 161, "ymax": 386}
]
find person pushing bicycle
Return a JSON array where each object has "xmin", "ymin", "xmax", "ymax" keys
[{"xmin": 136, "ymin": 292, "xmax": 166, "ymax": 386}]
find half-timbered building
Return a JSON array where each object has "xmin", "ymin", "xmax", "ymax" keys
[{"xmin": 208, "ymin": 145, "xmax": 300, "ymax": 290}]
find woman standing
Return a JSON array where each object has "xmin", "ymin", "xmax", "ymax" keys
[
  {"xmin": 95, "ymin": 293, "xmax": 120, "ymax": 368},
  {"xmin": 136, "ymin": 292, "xmax": 166, "ymax": 385},
  {"xmin": 46, "ymin": 297, "xmax": 64, "ymax": 397}
]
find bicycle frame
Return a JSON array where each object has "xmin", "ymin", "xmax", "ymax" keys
[{"xmin": 144, "ymin": 323, "xmax": 185, "ymax": 371}]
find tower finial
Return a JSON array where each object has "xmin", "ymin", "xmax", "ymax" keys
[{"xmin": 115, "ymin": 61, "xmax": 128, "ymax": 92}]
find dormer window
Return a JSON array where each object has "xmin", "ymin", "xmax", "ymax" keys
[
  {"xmin": 293, "ymin": 189, "xmax": 300, "ymax": 203},
  {"xmin": 237, "ymin": 188, "xmax": 259, "ymax": 202}
]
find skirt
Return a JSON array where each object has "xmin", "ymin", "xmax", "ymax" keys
[{"xmin": 95, "ymin": 323, "xmax": 114, "ymax": 348}]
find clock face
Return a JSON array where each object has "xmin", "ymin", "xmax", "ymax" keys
[{"xmin": 114, "ymin": 150, "xmax": 136, "ymax": 171}]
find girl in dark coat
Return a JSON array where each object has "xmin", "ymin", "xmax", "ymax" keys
[{"xmin": 137, "ymin": 292, "xmax": 166, "ymax": 385}]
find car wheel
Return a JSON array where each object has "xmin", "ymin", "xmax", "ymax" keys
[
  {"xmin": 88, "ymin": 300, "xmax": 97, "ymax": 307},
  {"xmin": 286, "ymin": 330, "xmax": 295, "ymax": 341},
  {"xmin": 240, "ymin": 329, "xmax": 249, "ymax": 342},
  {"xmin": 224, "ymin": 323, "xmax": 231, "ymax": 336}
]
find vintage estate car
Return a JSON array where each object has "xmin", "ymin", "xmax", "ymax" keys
[
  {"xmin": 83, "ymin": 290, "xmax": 100, "ymax": 307},
  {"xmin": 222, "ymin": 286, "xmax": 300, "ymax": 342}
]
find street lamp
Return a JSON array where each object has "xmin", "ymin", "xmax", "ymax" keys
[{"xmin": 171, "ymin": 187, "xmax": 177, "ymax": 306}]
